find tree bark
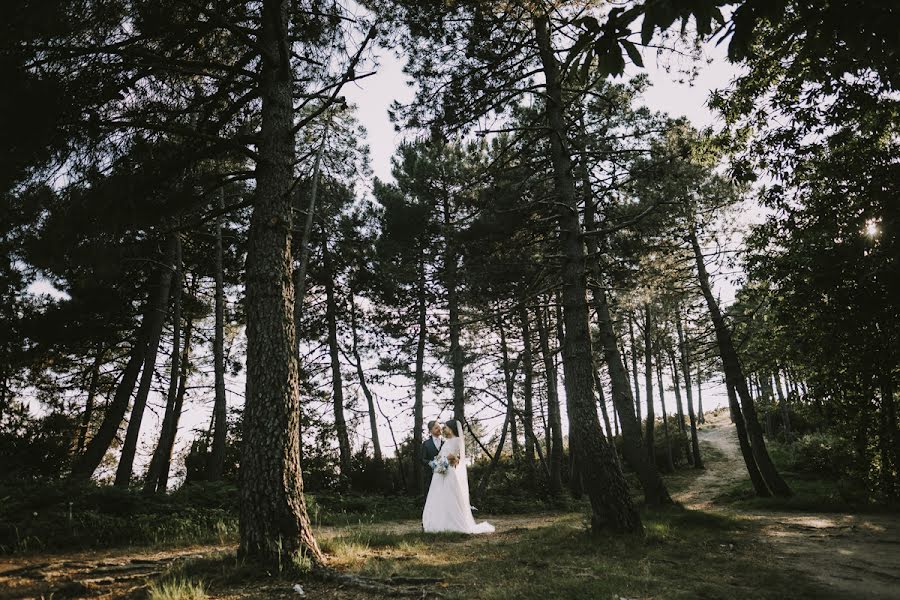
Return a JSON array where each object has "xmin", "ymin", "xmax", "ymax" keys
[
  {"xmin": 727, "ymin": 382, "xmax": 770, "ymax": 496},
  {"xmin": 114, "ymin": 235, "xmax": 177, "ymax": 487},
  {"xmin": 689, "ymin": 227, "xmax": 791, "ymax": 497},
  {"xmin": 154, "ymin": 312, "xmax": 194, "ymax": 493},
  {"xmin": 675, "ymin": 309, "xmax": 703, "ymax": 468},
  {"xmin": 537, "ymin": 302, "xmax": 564, "ymax": 495},
  {"xmin": 323, "ymin": 237, "xmax": 352, "ymax": 479},
  {"xmin": 535, "ymin": 14, "xmax": 641, "ymax": 532},
  {"xmin": 76, "ymin": 346, "xmax": 105, "ymax": 455},
  {"xmin": 142, "ymin": 247, "xmax": 183, "ymax": 494},
  {"xmin": 581, "ymin": 160, "xmax": 671, "ymax": 507},
  {"xmin": 643, "ymin": 305, "xmax": 656, "ymax": 467},
  {"xmin": 668, "ymin": 349, "xmax": 687, "ymax": 434},
  {"xmin": 628, "ymin": 316, "xmax": 642, "ymax": 428},
  {"xmin": 655, "ymin": 348, "xmax": 675, "ymax": 473},
  {"xmin": 774, "ymin": 367, "xmax": 790, "ymax": 440},
  {"xmin": 498, "ymin": 316, "xmax": 520, "ymax": 458},
  {"xmin": 71, "ymin": 248, "xmax": 173, "ymax": 481},
  {"xmin": 413, "ymin": 254, "xmax": 427, "ymax": 497},
  {"xmin": 239, "ymin": 0, "xmax": 322, "ymax": 567},
  {"xmin": 350, "ymin": 292, "xmax": 381, "ymax": 462},
  {"xmin": 442, "ymin": 194, "xmax": 465, "ymax": 424},
  {"xmin": 209, "ymin": 191, "xmax": 228, "ymax": 481},
  {"xmin": 519, "ymin": 302, "xmax": 535, "ymax": 466},
  {"xmin": 696, "ymin": 364, "xmax": 705, "ymax": 425}
]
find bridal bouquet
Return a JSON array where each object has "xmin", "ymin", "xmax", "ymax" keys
[{"xmin": 430, "ymin": 456, "xmax": 450, "ymax": 474}]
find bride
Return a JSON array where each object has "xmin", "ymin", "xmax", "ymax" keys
[{"xmin": 422, "ymin": 420, "xmax": 495, "ymax": 534}]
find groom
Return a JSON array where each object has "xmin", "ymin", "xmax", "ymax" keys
[{"xmin": 420, "ymin": 420, "xmax": 443, "ymax": 499}]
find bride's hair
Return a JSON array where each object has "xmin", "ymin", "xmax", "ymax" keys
[{"xmin": 445, "ymin": 420, "xmax": 460, "ymax": 438}]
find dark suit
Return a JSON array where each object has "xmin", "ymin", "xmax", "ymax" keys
[{"xmin": 421, "ymin": 436, "xmax": 443, "ymax": 498}]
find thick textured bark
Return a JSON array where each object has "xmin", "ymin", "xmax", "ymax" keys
[
  {"xmin": 537, "ymin": 302, "xmax": 564, "ymax": 495},
  {"xmin": 350, "ymin": 293, "xmax": 381, "ymax": 462},
  {"xmin": 690, "ymin": 228, "xmax": 791, "ymax": 497},
  {"xmin": 239, "ymin": 0, "xmax": 322, "ymax": 567},
  {"xmin": 154, "ymin": 314, "xmax": 194, "ymax": 493},
  {"xmin": 519, "ymin": 303, "xmax": 535, "ymax": 466},
  {"xmin": 71, "ymin": 260, "xmax": 170, "ymax": 480},
  {"xmin": 115, "ymin": 235, "xmax": 178, "ymax": 487},
  {"xmin": 643, "ymin": 306, "xmax": 655, "ymax": 467},
  {"xmin": 76, "ymin": 346, "xmax": 105, "ymax": 455},
  {"xmin": 209, "ymin": 191, "xmax": 228, "ymax": 481},
  {"xmin": 675, "ymin": 311, "xmax": 703, "ymax": 468},
  {"xmin": 655, "ymin": 351, "xmax": 675, "ymax": 473},
  {"xmin": 143, "ymin": 242, "xmax": 184, "ymax": 495},
  {"xmin": 413, "ymin": 255, "xmax": 427, "ymax": 496},
  {"xmin": 727, "ymin": 382, "xmax": 770, "ymax": 496},
  {"xmin": 535, "ymin": 14, "xmax": 641, "ymax": 532},
  {"xmin": 323, "ymin": 239, "xmax": 352, "ymax": 478}
]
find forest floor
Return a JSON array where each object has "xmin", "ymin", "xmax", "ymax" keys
[{"xmin": 2, "ymin": 411, "xmax": 899, "ymax": 600}]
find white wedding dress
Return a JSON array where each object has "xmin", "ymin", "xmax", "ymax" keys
[{"xmin": 422, "ymin": 421, "xmax": 495, "ymax": 534}]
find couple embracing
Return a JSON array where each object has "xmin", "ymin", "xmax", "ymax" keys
[{"xmin": 420, "ymin": 419, "xmax": 495, "ymax": 534}]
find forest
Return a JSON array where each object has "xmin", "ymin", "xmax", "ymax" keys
[{"xmin": 1, "ymin": 1, "xmax": 897, "ymax": 599}]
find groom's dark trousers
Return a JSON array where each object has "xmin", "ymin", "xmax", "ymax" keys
[{"xmin": 421, "ymin": 437, "xmax": 441, "ymax": 500}]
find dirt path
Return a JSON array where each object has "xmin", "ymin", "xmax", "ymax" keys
[
  {"xmin": 3, "ymin": 416, "xmax": 900, "ymax": 599},
  {"xmin": 682, "ymin": 409, "xmax": 900, "ymax": 600}
]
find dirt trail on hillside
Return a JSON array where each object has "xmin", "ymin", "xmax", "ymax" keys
[{"xmin": 680, "ymin": 409, "xmax": 900, "ymax": 600}]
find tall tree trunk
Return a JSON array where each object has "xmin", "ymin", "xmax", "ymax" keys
[
  {"xmin": 535, "ymin": 14, "xmax": 640, "ymax": 532},
  {"xmin": 114, "ymin": 234, "xmax": 178, "ymax": 487},
  {"xmin": 537, "ymin": 302, "xmax": 564, "ymax": 495},
  {"xmin": 727, "ymin": 382, "xmax": 770, "ymax": 496},
  {"xmin": 774, "ymin": 367, "xmax": 790, "ymax": 441},
  {"xmin": 209, "ymin": 191, "xmax": 228, "ymax": 481},
  {"xmin": 239, "ymin": 0, "xmax": 322, "ymax": 566},
  {"xmin": 413, "ymin": 254, "xmax": 427, "ymax": 497},
  {"xmin": 582, "ymin": 173, "xmax": 671, "ymax": 508},
  {"xmin": 71, "ymin": 247, "xmax": 174, "ymax": 481},
  {"xmin": 696, "ymin": 364, "xmax": 705, "ymax": 424},
  {"xmin": 154, "ymin": 314, "xmax": 194, "ymax": 493},
  {"xmin": 350, "ymin": 293, "xmax": 381, "ymax": 462},
  {"xmin": 519, "ymin": 303, "xmax": 535, "ymax": 466},
  {"xmin": 143, "ymin": 252, "xmax": 183, "ymax": 494},
  {"xmin": 668, "ymin": 349, "xmax": 687, "ymax": 434},
  {"xmin": 498, "ymin": 316, "xmax": 520, "ymax": 458},
  {"xmin": 689, "ymin": 227, "xmax": 791, "ymax": 497},
  {"xmin": 643, "ymin": 305, "xmax": 656, "ymax": 467},
  {"xmin": 76, "ymin": 346, "xmax": 105, "ymax": 455},
  {"xmin": 593, "ymin": 367, "xmax": 615, "ymax": 444},
  {"xmin": 322, "ymin": 237, "xmax": 352, "ymax": 479},
  {"xmin": 628, "ymin": 316, "xmax": 642, "ymax": 428},
  {"xmin": 675, "ymin": 310, "xmax": 703, "ymax": 468},
  {"xmin": 442, "ymin": 195, "xmax": 465, "ymax": 424},
  {"xmin": 655, "ymin": 350, "xmax": 675, "ymax": 473},
  {"xmin": 474, "ymin": 406, "xmax": 511, "ymax": 504}
]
